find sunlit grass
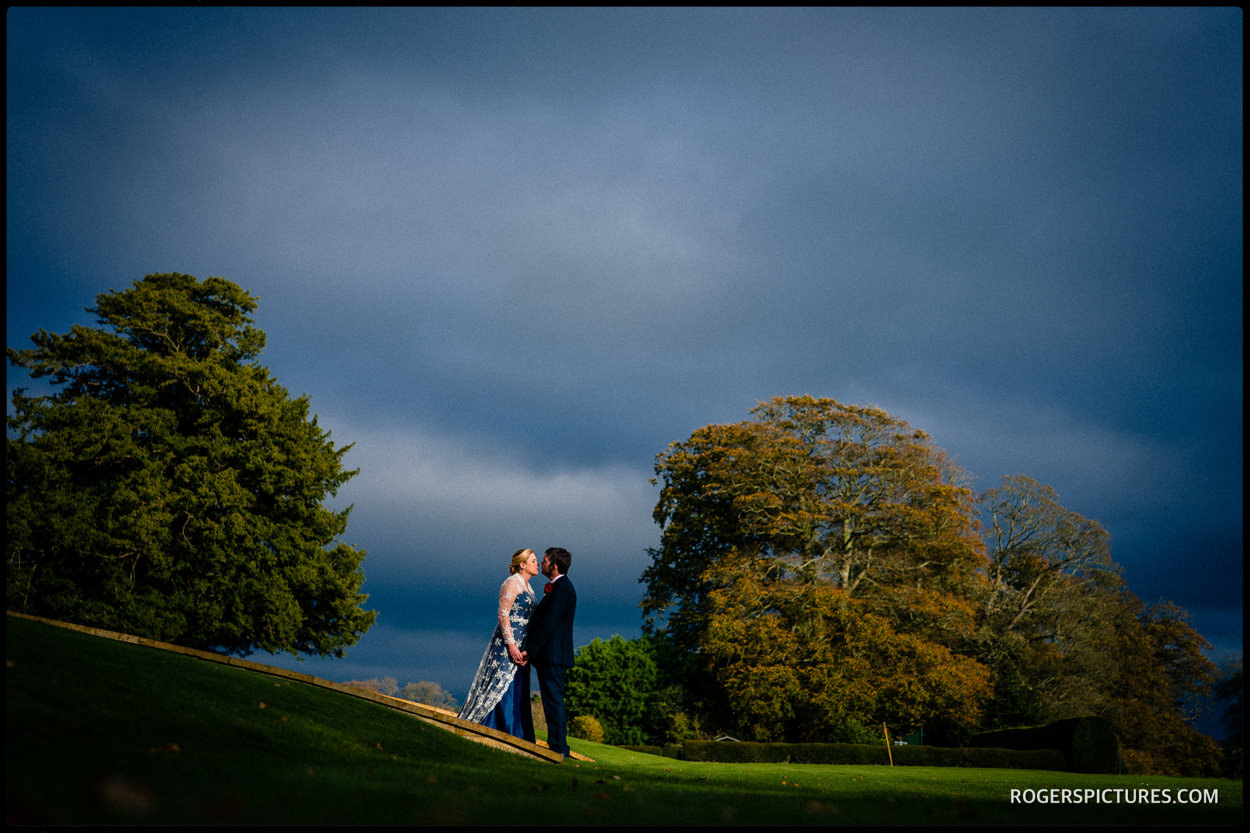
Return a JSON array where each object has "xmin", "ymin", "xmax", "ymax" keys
[{"xmin": 6, "ymin": 615, "xmax": 1241, "ymax": 826}]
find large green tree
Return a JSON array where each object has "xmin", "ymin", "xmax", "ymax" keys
[
  {"xmin": 565, "ymin": 635, "xmax": 660, "ymax": 746},
  {"xmin": 7, "ymin": 273, "xmax": 376, "ymax": 657}
]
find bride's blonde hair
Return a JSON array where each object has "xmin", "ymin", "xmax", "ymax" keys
[{"xmin": 509, "ymin": 548, "xmax": 535, "ymax": 574}]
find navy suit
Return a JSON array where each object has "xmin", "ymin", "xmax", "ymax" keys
[{"xmin": 525, "ymin": 574, "xmax": 576, "ymax": 755}]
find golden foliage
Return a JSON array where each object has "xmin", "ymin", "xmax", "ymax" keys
[{"xmin": 701, "ymin": 558, "xmax": 990, "ymax": 742}]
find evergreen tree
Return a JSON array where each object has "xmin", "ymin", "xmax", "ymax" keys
[
  {"xmin": 566, "ymin": 635, "xmax": 659, "ymax": 745},
  {"xmin": 7, "ymin": 273, "xmax": 376, "ymax": 657}
]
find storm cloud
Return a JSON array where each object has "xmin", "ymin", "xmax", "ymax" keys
[{"xmin": 6, "ymin": 7, "xmax": 1241, "ymax": 694}]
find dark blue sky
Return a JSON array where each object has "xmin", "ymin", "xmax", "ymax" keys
[{"xmin": 6, "ymin": 7, "xmax": 1242, "ymax": 695}]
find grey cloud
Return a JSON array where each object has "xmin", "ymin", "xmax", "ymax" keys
[{"xmin": 7, "ymin": 7, "xmax": 1240, "ymax": 688}]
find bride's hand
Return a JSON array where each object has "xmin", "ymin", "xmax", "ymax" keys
[{"xmin": 508, "ymin": 644, "xmax": 526, "ymax": 665}]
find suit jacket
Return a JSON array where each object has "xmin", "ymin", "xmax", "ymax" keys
[{"xmin": 525, "ymin": 575, "xmax": 576, "ymax": 667}]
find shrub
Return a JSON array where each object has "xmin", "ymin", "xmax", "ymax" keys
[{"xmin": 569, "ymin": 715, "xmax": 605, "ymax": 744}]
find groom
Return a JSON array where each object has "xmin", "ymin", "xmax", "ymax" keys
[{"xmin": 524, "ymin": 547, "xmax": 577, "ymax": 759}]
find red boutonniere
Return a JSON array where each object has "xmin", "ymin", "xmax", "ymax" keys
[{"xmin": 544, "ymin": 583, "xmax": 554, "ymax": 595}]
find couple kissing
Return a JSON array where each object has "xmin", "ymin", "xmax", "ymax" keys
[{"xmin": 458, "ymin": 547, "xmax": 577, "ymax": 759}]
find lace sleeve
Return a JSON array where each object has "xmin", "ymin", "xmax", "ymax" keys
[{"xmin": 498, "ymin": 575, "xmax": 522, "ymax": 645}]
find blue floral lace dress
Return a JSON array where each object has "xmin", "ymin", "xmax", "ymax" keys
[{"xmin": 458, "ymin": 573, "xmax": 536, "ymax": 741}]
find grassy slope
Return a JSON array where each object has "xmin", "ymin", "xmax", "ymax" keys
[{"xmin": 6, "ymin": 615, "xmax": 1242, "ymax": 826}]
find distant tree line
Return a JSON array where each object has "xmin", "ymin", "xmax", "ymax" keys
[
  {"xmin": 344, "ymin": 677, "xmax": 459, "ymax": 712},
  {"xmin": 565, "ymin": 397, "xmax": 1238, "ymax": 777}
]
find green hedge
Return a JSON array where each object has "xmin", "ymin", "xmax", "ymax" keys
[
  {"xmin": 624, "ymin": 740, "xmax": 1064, "ymax": 770},
  {"xmin": 972, "ymin": 716, "xmax": 1119, "ymax": 774},
  {"xmin": 621, "ymin": 716, "xmax": 1116, "ymax": 772},
  {"xmin": 619, "ymin": 745, "xmax": 682, "ymax": 759}
]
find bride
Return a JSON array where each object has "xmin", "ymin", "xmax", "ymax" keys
[{"xmin": 458, "ymin": 548, "xmax": 540, "ymax": 741}]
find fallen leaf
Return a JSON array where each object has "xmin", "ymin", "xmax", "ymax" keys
[{"xmin": 92, "ymin": 775, "xmax": 154, "ymax": 815}]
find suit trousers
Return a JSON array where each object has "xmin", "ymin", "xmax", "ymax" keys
[{"xmin": 534, "ymin": 662, "xmax": 570, "ymax": 756}]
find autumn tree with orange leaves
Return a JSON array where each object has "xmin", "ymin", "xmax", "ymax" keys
[
  {"xmin": 643, "ymin": 396, "xmax": 991, "ymax": 743},
  {"xmin": 642, "ymin": 397, "xmax": 1223, "ymax": 773}
]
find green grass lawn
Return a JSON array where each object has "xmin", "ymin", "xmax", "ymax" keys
[{"xmin": 6, "ymin": 615, "xmax": 1242, "ymax": 826}]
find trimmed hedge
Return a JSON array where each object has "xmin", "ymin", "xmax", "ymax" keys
[
  {"xmin": 620, "ymin": 716, "xmax": 1115, "ymax": 773},
  {"xmin": 972, "ymin": 716, "xmax": 1119, "ymax": 774},
  {"xmin": 622, "ymin": 741, "xmax": 1065, "ymax": 770}
]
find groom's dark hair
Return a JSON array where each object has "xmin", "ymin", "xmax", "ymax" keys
[{"xmin": 546, "ymin": 547, "xmax": 572, "ymax": 575}]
